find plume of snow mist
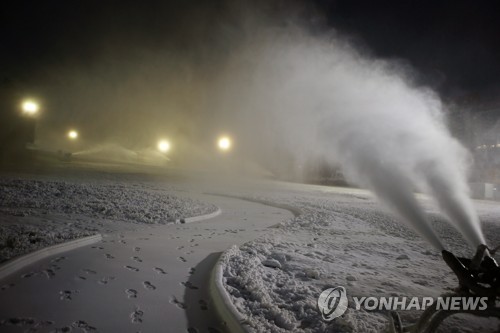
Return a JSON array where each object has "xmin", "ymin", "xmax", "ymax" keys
[
  {"xmin": 424, "ymin": 167, "xmax": 485, "ymax": 247},
  {"xmin": 212, "ymin": 29, "xmax": 485, "ymax": 249},
  {"xmin": 355, "ymin": 155, "xmax": 445, "ymax": 250}
]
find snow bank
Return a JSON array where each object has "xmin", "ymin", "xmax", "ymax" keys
[
  {"xmin": 0, "ymin": 177, "xmax": 217, "ymax": 262},
  {"xmin": 218, "ymin": 191, "xmax": 500, "ymax": 332},
  {"xmin": 0, "ymin": 224, "xmax": 95, "ymax": 264},
  {"xmin": 0, "ymin": 178, "xmax": 215, "ymax": 224}
]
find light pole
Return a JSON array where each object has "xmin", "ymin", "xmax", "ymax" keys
[{"xmin": 20, "ymin": 99, "xmax": 40, "ymax": 148}]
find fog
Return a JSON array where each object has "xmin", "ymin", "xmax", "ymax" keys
[{"xmin": 32, "ymin": 1, "xmax": 484, "ymax": 249}]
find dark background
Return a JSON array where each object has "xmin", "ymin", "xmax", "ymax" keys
[
  {"xmin": 318, "ymin": 0, "xmax": 500, "ymax": 100},
  {"xmin": 2, "ymin": 0, "xmax": 499, "ymax": 99},
  {"xmin": 1, "ymin": 0, "xmax": 499, "ymax": 156}
]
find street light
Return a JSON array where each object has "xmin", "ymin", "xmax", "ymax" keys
[
  {"xmin": 217, "ymin": 136, "xmax": 232, "ymax": 151},
  {"xmin": 157, "ymin": 139, "xmax": 171, "ymax": 153},
  {"xmin": 68, "ymin": 130, "xmax": 78, "ymax": 140},
  {"xmin": 21, "ymin": 100, "xmax": 39, "ymax": 116}
]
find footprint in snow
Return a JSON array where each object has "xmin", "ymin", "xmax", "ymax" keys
[
  {"xmin": 133, "ymin": 247, "xmax": 141, "ymax": 252},
  {"xmin": 42, "ymin": 269, "xmax": 56, "ymax": 279},
  {"xmin": 21, "ymin": 271, "xmax": 37, "ymax": 278},
  {"xmin": 72, "ymin": 320, "xmax": 96, "ymax": 331},
  {"xmin": 181, "ymin": 281, "xmax": 199, "ymax": 290},
  {"xmin": 0, "ymin": 283, "xmax": 15, "ymax": 291},
  {"xmin": 82, "ymin": 269, "xmax": 97, "ymax": 275},
  {"xmin": 50, "ymin": 264, "xmax": 62, "ymax": 271},
  {"xmin": 132, "ymin": 256, "xmax": 143, "ymax": 263},
  {"xmin": 60, "ymin": 290, "xmax": 79, "ymax": 301},
  {"xmin": 154, "ymin": 267, "xmax": 167, "ymax": 275},
  {"xmin": 178, "ymin": 257, "xmax": 187, "ymax": 263},
  {"xmin": 105, "ymin": 253, "xmax": 115, "ymax": 259},
  {"xmin": 143, "ymin": 281, "xmax": 156, "ymax": 290},
  {"xmin": 126, "ymin": 289, "xmax": 138, "ymax": 299},
  {"xmin": 125, "ymin": 265, "xmax": 139, "ymax": 272},
  {"xmin": 169, "ymin": 296, "xmax": 187, "ymax": 309},
  {"xmin": 131, "ymin": 307, "xmax": 144, "ymax": 324},
  {"xmin": 98, "ymin": 276, "xmax": 116, "ymax": 285}
]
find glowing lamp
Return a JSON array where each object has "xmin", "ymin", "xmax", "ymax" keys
[
  {"xmin": 158, "ymin": 140, "xmax": 171, "ymax": 153},
  {"xmin": 218, "ymin": 136, "xmax": 231, "ymax": 151},
  {"xmin": 21, "ymin": 100, "xmax": 39, "ymax": 116},
  {"xmin": 68, "ymin": 130, "xmax": 78, "ymax": 140}
]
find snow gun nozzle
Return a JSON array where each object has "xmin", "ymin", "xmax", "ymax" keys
[{"xmin": 442, "ymin": 245, "xmax": 500, "ymax": 297}]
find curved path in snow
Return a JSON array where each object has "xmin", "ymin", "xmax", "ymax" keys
[{"xmin": 0, "ymin": 194, "xmax": 293, "ymax": 333}]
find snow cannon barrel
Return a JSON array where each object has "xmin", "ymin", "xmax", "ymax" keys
[
  {"xmin": 470, "ymin": 244, "xmax": 489, "ymax": 270},
  {"xmin": 467, "ymin": 244, "xmax": 499, "ymax": 273},
  {"xmin": 442, "ymin": 250, "xmax": 476, "ymax": 288}
]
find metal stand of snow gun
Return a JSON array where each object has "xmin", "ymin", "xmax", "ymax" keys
[{"xmin": 387, "ymin": 245, "xmax": 500, "ymax": 333}]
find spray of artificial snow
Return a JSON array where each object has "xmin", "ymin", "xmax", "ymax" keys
[{"xmin": 213, "ymin": 29, "xmax": 485, "ymax": 249}]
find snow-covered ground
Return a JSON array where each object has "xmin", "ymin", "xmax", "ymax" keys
[
  {"xmin": 1, "ymin": 166, "xmax": 499, "ymax": 332},
  {"xmin": 0, "ymin": 176, "xmax": 217, "ymax": 263},
  {"xmin": 0, "ymin": 174, "xmax": 293, "ymax": 333},
  {"xmin": 217, "ymin": 185, "xmax": 500, "ymax": 333}
]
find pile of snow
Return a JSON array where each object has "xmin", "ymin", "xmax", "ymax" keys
[
  {"xmin": 218, "ymin": 190, "xmax": 500, "ymax": 333},
  {"xmin": 0, "ymin": 177, "xmax": 216, "ymax": 262},
  {"xmin": 0, "ymin": 224, "xmax": 95, "ymax": 263},
  {"xmin": 0, "ymin": 178, "xmax": 215, "ymax": 224}
]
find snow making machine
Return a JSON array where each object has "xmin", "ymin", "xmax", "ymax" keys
[{"xmin": 388, "ymin": 244, "xmax": 500, "ymax": 333}]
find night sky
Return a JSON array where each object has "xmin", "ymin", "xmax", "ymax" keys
[
  {"xmin": 0, "ymin": 0, "xmax": 500, "ymax": 150},
  {"xmin": 1, "ymin": 0, "xmax": 499, "ymax": 113},
  {"xmin": 318, "ymin": 0, "xmax": 500, "ymax": 100}
]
